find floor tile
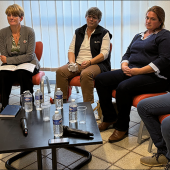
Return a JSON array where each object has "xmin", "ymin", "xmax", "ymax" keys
[
  {"xmin": 93, "ymin": 92, "xmax": 99, "ymax": 101},
  {"xmin": 68, "ymin": 157, "xmax": 87, "ymax": 169},
  {"xmin": 133, "ymin": 140, "xmax": 157, "ymax": 157},
  {"xmin": 0, "ymin": 160, "xmax": 6, "ymax": 169},
  {"xmin": 23, "ymin": 157, "xmax": 66, "ymax": 170},
  {"xmin": 129, "ymin": 121, "xmax": 138, "ymax": 128},
  {"xmin": 107, "ymin": 164, "xmax": 122, "ymax": 169},
  {"xmin": 0, "ymin": 152, "xmax": 14, "ymax": 159},
  {"xmin": 2, "ymin": 152, "xmax": 37, "ymax": 169},
  {"xmin": 114, "ymin": 134, "xmax": 140, "ymax": 151},
  {"xmin": 114, "ymin": 152, "xmax": 150, "ymax": 169},
  {"xmin": 130, "ymin": 110, "xmax": 141, "ymax": 123},
  {"xmin": 76, "ymin": 141, "xmax": 107, "ymax": 152},
  {"xmin": 49, "ymin": 84, "xmax": 55, "ymax": 90},
  {"xmin": 41, "ymin": 149, "xmax": 52, "ymax": 156},
  {"xmin": 78, "ymin": 156, "xmax": 111, "ymax": 169},
  {"xmin": 47, "ymin": 148, "xmax": 83, "ymax": 166},
  {"xmin": 92, "ymin": 142, "xmax": 129, "ymax": 163},
  {"xmin": 129, "ymin": 123, "xmax": 150, "ymax": 139}
]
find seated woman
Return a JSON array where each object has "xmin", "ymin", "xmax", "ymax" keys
[
  {"xmin": 95, "ymin": 6, "xmax": 170, "ymax": 143},
  {"xmin": 137, "ymin": 93, "xmax": 170, "ymax": 169},
  {"xmin": 0, "ymin": 4, "xmax": 40, "ymax": 109},
  {"xmin": 56, "ymin": 7, "xmax": 112, "ymax": 104}
]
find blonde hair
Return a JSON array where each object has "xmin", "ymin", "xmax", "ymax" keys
[{"xmin": 5, "ymin": 4, "xmax": 24, "ymax": 17}]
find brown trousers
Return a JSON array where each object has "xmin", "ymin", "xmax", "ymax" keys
[{"xmin": 56, "ymin": 63, "xmax": 101, "ymax": 103}]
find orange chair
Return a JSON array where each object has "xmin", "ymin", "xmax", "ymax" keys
[
  {"xmin": 67, "ymin": 43, "xmax": 112, "ymax": 99},
  {"xmin": 147, "ymin": 113, "xmax": 170, "ymax": 152},
  {"xmin": 14, "ymin": 41, "xmax": 51, "ymax": 102},
  {"xmin": 112, "ymin": 89, "xmax": 168, "ymax": 152}
]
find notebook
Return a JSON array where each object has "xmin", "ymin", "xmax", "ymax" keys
[{"xmin": 0, "ymin": 105, "xmax": 21, "ymax": 118}]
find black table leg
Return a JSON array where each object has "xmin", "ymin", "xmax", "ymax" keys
[
  {"xmin": 5, "ymin": 151, "xmax": 32, "ymax": 170},
  {"xmin": 5, "ymin": 147, "xmax": 92, "ymax": 170},
  {"xmin": 52, "ymin": 147, "xmax": 57, "ymax": 169},
  {"xmin": 37, "ymin": 149, "xmax": 42, "ymax": 169},
  {"xmin": 68, "ymin": 147, "xmax": 92, "ymax": 170}
]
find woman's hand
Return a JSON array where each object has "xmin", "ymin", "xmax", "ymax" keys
[
  {"xmin": 129, "ymin": 68, "xmax": 141, "ymax": 76},
  {"xmin": 0, "ymin": 55, "xmax": 7, "ymax": 63},
  {"xmin": 122, "ymin": 65, "xmax": 132, "ymax": 76},
  {"xmin": 81, "ymin": 60, "xmax": 91, "ymax": 69}
]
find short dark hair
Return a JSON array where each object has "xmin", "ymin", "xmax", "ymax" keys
[
  {"xmin": 146, "ymin": 6, "xmax": 165, "ymax": 30},
  {"xmin": 85, "ymin": 7, "xmax": 102, "ymax": 20}
]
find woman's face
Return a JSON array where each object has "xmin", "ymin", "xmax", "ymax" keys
[
  {"xmin": 86, "ymin": 15, "xmax": 100, "ymax": 30},
  {"xmin": 7, "ymin": 13, "xmax": 23, "ymax": 26},
  {"xmin": 145, "ymin": 11, "xmax": 161, "ymax": 32}
]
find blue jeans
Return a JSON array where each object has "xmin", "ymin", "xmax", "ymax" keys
[
  {"xmin": 137, "ymin": 93, "xmax": 170, "ymax": 159},
  {"xmin": 95, "ymin": 69, "xmax": 169, "ymax": 131}
]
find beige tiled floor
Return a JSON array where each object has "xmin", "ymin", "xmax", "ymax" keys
[{"xmin": 0, "ymin": 84, "xmax": 161, "ymax": 170}]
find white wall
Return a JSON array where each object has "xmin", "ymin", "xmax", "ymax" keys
[
  {"xmin": 148, "ymin": 1, "xmax": 170, "ymax": 30},
  {"xmin": 0, "ymin": 1, "xmax": 14, "ymax": 29}
]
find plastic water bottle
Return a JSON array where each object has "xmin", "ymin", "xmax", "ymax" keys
[
  {"xmin": 55, "ymin": 88, "xmax": 63, "ymax": 109},
  {"xmin": 69, "ymin": 99, "xmax": 77, "ymax": 123},
  {"xmin": 24, "ymin": 90, "xmax": 33, "ymax": 112},
  {"xmin": 53, "ymin": 110, "xmax": 63, "ymax": 137},
  {"xmin": 35, "ymin": 89, "xmax": 43, "ymax": 110}
]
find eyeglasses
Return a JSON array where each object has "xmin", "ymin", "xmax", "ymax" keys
[{"xmin": 87, "ymin": 15, "xmax": 98, "ymax": 20}]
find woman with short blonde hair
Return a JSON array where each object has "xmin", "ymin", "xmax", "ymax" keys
[{"xmin": 0, "ymin": 4, "xmax": 40, "ymax": 109}]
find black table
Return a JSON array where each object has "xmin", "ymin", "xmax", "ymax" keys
[{"xmin": 0, "ymin": 102, "xmax": 102, "ymax": 169}]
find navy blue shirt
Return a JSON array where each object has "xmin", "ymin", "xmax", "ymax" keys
[{"xmin": 122, "ymin": 29, "xmax": 170, "ymax": 79}]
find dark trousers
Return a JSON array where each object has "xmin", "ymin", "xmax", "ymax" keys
[
  {"xmin": 0, "ymin": 69, "xmax": 38, "ymax": 108},
  {"xmin": 95, "ymin": 69, "xmax": 169, "ymax": 131},
  {"xmin": 137, "ymin": 93, "xmax": 170, "ymax": 159}
]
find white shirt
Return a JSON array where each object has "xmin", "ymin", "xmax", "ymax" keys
[{"xmin": 68, "ymin": 28, "xmax": 110, "ymax": 64}]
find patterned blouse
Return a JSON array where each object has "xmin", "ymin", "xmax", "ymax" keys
[{"xmin": 11, "ymin": 35, "xmax": 20, "ymax": 56}]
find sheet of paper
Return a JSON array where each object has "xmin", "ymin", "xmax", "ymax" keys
[
  {"xmin": 0, "ymin": 63, "xmax": 36, "ymax": 73},
  {"xmin": 0, "ymin": 65, "xmax": 16, "ymax": 71},
  {"xmin": 16, "ymin": 63, "xmax": 36, "ymax": 73}
]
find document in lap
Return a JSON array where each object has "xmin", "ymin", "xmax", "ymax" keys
[{"xmin": 0, "ymin": 63, "xmax": 36, "ymax": 73}]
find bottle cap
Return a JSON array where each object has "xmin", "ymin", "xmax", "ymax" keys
[
  {"xmin": 57, "ymin": 88, "xmax": 60, "ymax": 90},
  {"xmin": 55, "ymin": 111, "xmax": 59, "ymax": 114},
  {"xmin": 71, "ymin": 99, "xmax": 75, "ymax": 102}
]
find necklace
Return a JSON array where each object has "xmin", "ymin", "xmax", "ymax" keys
[{"xmin": 12, "ymin": 33, "xmax": 20, "ymax": 40}]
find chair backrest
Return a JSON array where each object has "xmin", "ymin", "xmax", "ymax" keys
[{"xmin": 35, "ymin": 41, "xmax": 43, "ymax": 61}]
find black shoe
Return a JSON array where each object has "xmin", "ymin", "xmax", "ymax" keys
[{"xmin": 63, "ymin": 99, "xmax": 67, "ymax": 103}]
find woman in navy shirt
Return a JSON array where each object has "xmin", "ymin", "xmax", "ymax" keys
[{"xmin": 95, "ymin": 6, "xmax": 170, "ymax": 143}]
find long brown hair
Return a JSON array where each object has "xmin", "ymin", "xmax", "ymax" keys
[{"xmin": 146, "ymin": 6, "xmax": 165, "ymax": 30}]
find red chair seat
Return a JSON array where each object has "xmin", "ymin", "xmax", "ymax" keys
[
  {"xmin": 159, "ymin": 114, "xmax": 170, "ymax": 123},
  {"xmin": 32, "ymin": 71, "xmax": 45, "ymax": 85},
  {"xmin": 112, "ymin": 90, "xmax": 167, "ymax": 107},
  {"xmin": 69, "ymin": 76, "xmax": 81, "ymax": 86}
]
